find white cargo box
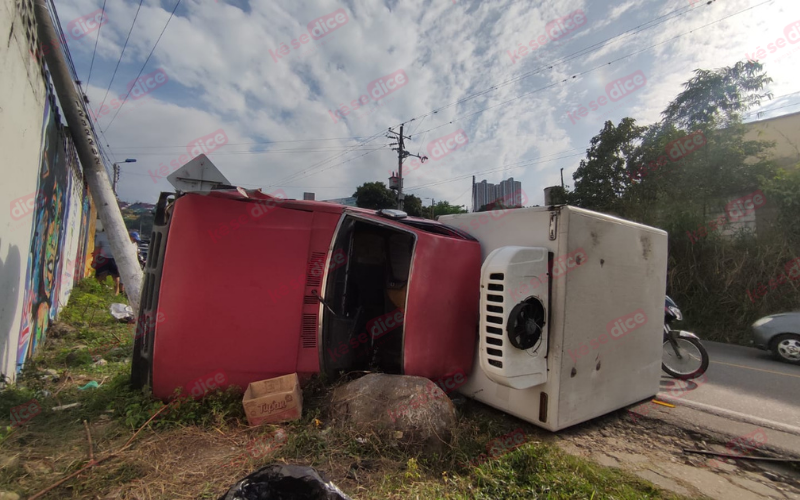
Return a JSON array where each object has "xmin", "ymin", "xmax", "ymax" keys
[{"xmin": 440, "ymin": 205, "xmax": 668, "ymax": 431}]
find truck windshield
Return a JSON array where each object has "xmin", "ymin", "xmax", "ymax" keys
[{"xmin": 321, "ymin": 216, "xmax": 414, "ymax": 376}]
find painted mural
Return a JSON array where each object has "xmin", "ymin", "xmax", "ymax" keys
[{"xmin": 16, "ymin": 99, "xmax": 86, "ymax": 371}]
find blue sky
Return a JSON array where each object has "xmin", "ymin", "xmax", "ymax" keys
[{"xmin": 54, "ymin": 0, "xmax": 800, "ymax": 207}]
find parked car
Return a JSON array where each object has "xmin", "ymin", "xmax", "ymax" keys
[{"xmin": 751, "ymin": 313, "xmax": 800, "ymax": 365}]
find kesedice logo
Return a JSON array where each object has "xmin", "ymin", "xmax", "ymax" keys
[
  {"xmin": 606, "ymin": 309, "xmax": 647, "ymax": 339},
  {"xmin": 507, "ymin": 9, "xmax": 587, "ymax": 64},
  {"xmin": 725, "ymin": 190, "xmax": 766, "ymax": 222},
  {"xmin": 666, "ymin": 130, "xmax": 707, "ymax": 161},
  {"xmin": 185, "ymin": 369, "xmax": 228, "ymax": 398},
  {"xmin": 329, "ymin": 69, "xmax": 409, "ymax": 124},
  {"xmin": 149, "ymin": 128, "xmax": 228, "ymax": 183},
  {"xmin": 427, "ymin": 129, "xmax": 469, "ymax": 161},
  {"xmin": 546, "ymin": 9, "xmax": 587, "ymax": 41},
  {"xmin": 568, "ymin": 70, "xmax": 646, "ymax": 125},
  {"xmin": 307, "ymin": 8, "xmax": 349, "ymax": 40},
  {"xmin": 745, "ymin": 20, "xmax": 800, "ymax": 62},
  {"xmin": 126, "ymin": 69, "xmax": 169, "ymax": 100},
  {"xmin": 605, "ymin": 70, "xmax": 647, "ymax": 102},
  {"xmin": 187, "ymin": 129, "xmax": 229, "ymax": 157},
  {"xmin": 66, "ymin": 9, "xmax": 108, "ymax": 41},
  {"xmin": 367, "ymin": 308, "xmax": 404, "ymax": 339},
  {"xmin": 10, "ymin": 191, "xmax": 37, "ymax": 221},
  {"xmin": 10, "ymin": 399, "xmax": 41, "ymax": 427},
  {"xmin": 366, "ymin": 70, "xmax": 408, "ymax": 102},
  {"xmin": 390, "ymin": 129, "xmax": 469, "ymax": 176},
  {"xmin": 270, "ymin": 7, "xmax": 350, "ymax": 63},
  {"xmin": 387, "ymin": 368, "xmax": 466, "ymax": 422}
]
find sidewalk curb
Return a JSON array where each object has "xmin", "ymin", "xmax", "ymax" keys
[{"xmin": 657, "ymin": 392, "xmax": 800, "ymax": 439}]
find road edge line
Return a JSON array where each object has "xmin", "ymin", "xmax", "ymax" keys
[{"xmin": 657, "ymin": 392, "xmax": 800, "ymax": 438}]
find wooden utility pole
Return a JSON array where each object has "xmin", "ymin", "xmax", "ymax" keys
[
  {"xmin": 33, "ymin": 0, "xmax": 143, "ymax": 312},
  {"xmin": 387, "ymin": 125, "xmax": 427, "ymax": 211}
]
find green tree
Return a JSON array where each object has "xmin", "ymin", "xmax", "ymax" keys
[
  {"xmin": 353, "ymin": 182, "xmax": 396, "ymax": 210},
  {"xmin": 762, "ymin": 165, "xmax": 800, "ymax": 243},
  {"xmin": 570, "ymin": 118, "xmax": 645, "ymax": 213},
  {"xmin": 403, "ymin": 194, "xmax": 424, "ymax": 217},
  {"xmin": 432, "ymin": 201, "xmax": 468, "ymax": 217},
  {"xmin": 662, "ymin": 61, "xmax": 773, "ymax": 130}
]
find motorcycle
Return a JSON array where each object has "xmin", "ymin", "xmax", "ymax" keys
[{"xmin": 662, "ymin": 296, "xmax": 709, "ymax": 380}]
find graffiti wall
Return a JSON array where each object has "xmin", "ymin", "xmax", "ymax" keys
[
  {"xmin": 1, "ymin": 0, "xmax": 95, "ymax": 379},
  {"xmin": 15, "ymin": 99, "xmax": 94, "ymax": 372}
]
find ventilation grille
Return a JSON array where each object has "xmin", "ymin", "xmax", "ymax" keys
[
  {"xmin": 303, "ymin": 295, "xmax": 318, "ymax": 305},
  {"xmin": 301, "ymin": 314, "xmax": 317, "ymax": 349},
  {"xmin": 484, "ymin": 273, "xmax": 506, "ymax": 368},
  {"xmin": 306, "ymin": 252, "xmax": 326, "ymax": 287}
]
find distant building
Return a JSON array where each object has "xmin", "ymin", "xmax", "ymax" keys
[
  {"xmin": 322, "ymin": 197, "xmax": 358, "ymax": 207},
  {"xmin": 473, "ymin": 177, "xmax": 523, "ymax": 211}
]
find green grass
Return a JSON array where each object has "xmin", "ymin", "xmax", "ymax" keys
[{"xmin": 0, "ymin": 278, "xmax": 688, "ymax": 499}]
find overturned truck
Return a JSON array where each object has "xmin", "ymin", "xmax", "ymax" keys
[{"xmin": 133, "ymin": 164, "xmax": 667, "ymax": 431}]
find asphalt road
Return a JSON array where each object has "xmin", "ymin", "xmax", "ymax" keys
[{"xmin": 658, "ymin": 340, "xmax": 800, "ymax": 430}]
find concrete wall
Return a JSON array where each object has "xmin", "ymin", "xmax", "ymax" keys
[
  {"xmin": 745, "ymin": 111, "xmax": 800, "ymax": 168},
  {"xmin": 0, "ymin": 0, "xmax": 95, "ymax": 380},
  {"xmin": 0, "ymin": 0, "xmax": 49, "ymax": 380}
]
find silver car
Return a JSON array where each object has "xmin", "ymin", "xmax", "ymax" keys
[{"xmin": 752, "ymin": 313, "xmax": 800, "ymax": 365}]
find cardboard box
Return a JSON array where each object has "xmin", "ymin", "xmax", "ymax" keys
[{"xmin": 243, "ymin": 373, "xmax": 303, "ymax": 426}]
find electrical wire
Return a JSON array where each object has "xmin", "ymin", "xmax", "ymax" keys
[
  {"xmin": 127, "ymin": 146, "xmax": 390, "ymax": 156},
  {"xmin": 108, "ymin": 136, "xmax": 373, "ymax": 149},
  {"xmin": 97, "ymin": 0, "xmax": 146, "ymax": 116},
  {"xmin": 408, "ymin": 0, "xmax": 775, "ymax": 142},
  {"xmin": 104, "ymin": 0, "xmax": 183, "ymax": 132},
  {"xmin": 404, "ymin": 151, "xmax": 584, "ymax": 192},
  {"xmin": 266, "ymin": 130, "xmax": 388, "ymax": 188},
  {"xmin": 396, "ymin": 0, "xmax": 704, "ymax": 130},
  {"xmin": 84, "ymin": 0, "xmax": 107, "ymax": 92},
  {"xmin": 744, "ymin": 101, "xmax": 800, "ymax": 119},
  {"xmin": 273, "ymin": 0, "xmax": 733, "ymax": 189},
  {"xmin": 44, "ymin": 0, "xmax": 114, "ymax": 175}
]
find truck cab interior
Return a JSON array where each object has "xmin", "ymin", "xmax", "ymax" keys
[{"xmin": 321, "ymin": 216, "xmax": 414, "ymax": 376}]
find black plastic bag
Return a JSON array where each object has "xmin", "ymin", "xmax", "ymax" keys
[{"xmin": 218, "ymin": 464, "xmax": 352, "ymax": 500}]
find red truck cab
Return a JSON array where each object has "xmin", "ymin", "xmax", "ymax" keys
[{"xmin": 131, "ymin": 188, "xmax": 481, "ymax": 399}]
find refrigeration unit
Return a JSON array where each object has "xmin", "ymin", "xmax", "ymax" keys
[{"xmin": 439, "ymin": 205, "xmax": 668, "ymax": 431}]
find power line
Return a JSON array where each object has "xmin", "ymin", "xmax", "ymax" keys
[
  {"xmin": 108, "ymin": 136, "xmax": 373, "ymax": 149},
  {"xmin": 266, "ymin": 131, "xmax": 388, "ymax": 188},
  {"xmin": 104, "ymin": 0, "xmax": 183, "ymax": 132},
  {"xmin": 43, "ymin": 0, "xmax": 114, "ymax": 176},
  {"xmin": 396, "ymin": 0, "xmax": 705, "ymax": 131},
  {"xmin": 269, "ymin": 0, "xmax": 742, "ymax": 189},
  {"xmin": 96, "ymin": 0, "xmax": 145, "ymax": 116},
  {"xmin": 125, "ymin": 146, "xmax": 390, "ymax": 156},
  {"xmin": 404, "ymin": 151, "xmax": 584, "ymax": 192},
  {"xmin": 744, "ymin": 101, "xmax": 800, "ymax": 119},
  {"xmin": 408, "ymin": 0, "xmax": 774, "ymax": 141},
  {"xmin": 84, "ymin": 0, "xmax": 107, "ymax": 92}
]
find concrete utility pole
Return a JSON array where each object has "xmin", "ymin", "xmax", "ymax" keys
[
  {"xmin": 387, "ymin": 125, "xmax": 427, "ymax": 211},
  {"xmin": 33, "ymin": 0, "xmax": 143, "ymax": 312}
]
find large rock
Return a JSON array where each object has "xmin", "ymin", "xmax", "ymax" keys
[{"xmin": 330, "ymin": 374, "xmax": 457, "ymax": 451}]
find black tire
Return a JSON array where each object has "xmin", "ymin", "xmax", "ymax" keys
[
  {"xmin": 662, "ymin": 336, "xmax": 709, "ymax": 380},
  {"xmin": 770, "ymin": 333, "xmax": 800, "ymax": 365}
]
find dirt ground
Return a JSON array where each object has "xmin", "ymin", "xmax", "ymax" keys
[{"xmin": 553, "ymin": 406, "xmax": 800, "ymax": 500}]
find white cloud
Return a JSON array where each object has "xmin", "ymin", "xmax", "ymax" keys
[{"xmin": 55, "ymin": 0, "xmax": 800, "ymax": 207}]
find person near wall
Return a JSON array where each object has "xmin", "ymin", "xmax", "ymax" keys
[{"xmin": 92, "ymin": 223, "xmax": 139, "ymax": 295}]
